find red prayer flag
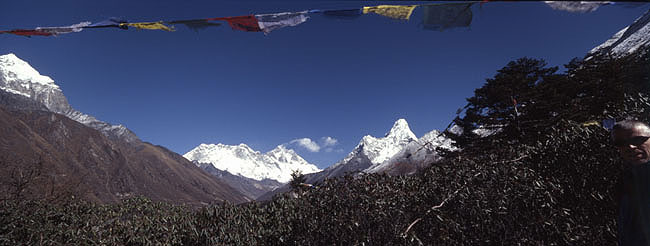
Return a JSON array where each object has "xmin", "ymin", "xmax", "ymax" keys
[
  {"xmin": 208, "ymin": 15, "xmax": 261, "ymax": 32},
  {"xmin": 0, "ymin": 29, "xmax": 53, "ymax": 37}
]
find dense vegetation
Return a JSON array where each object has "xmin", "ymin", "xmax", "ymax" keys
[{"xmin": 1, "ymin": 48, "xmax": 648, "ymax": 245}]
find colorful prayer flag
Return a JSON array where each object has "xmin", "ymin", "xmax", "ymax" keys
[
  {"xmin": 208, "ymin": 15, "xmax": 261, "ymax": 32},
  {"xmin": 363, "ymin": 5, "xmax": 417, "ymax": 20},
  {"xmin": 167, "ymin": 19, "xmax": 222, "ymax": 32},
  {"xmin": 0, "ymin": 29, "xmax": 53, "ymax": 37},
  {"xmin": 35, "ymin": 22, "xmax": 91, "ymax": 35},
  {"xmin": 120, "ymin": 21, "xmax": 175, "ymax": 32},
  {"xmin": 421, "ymin": 3, "xmax": 474, "ymax": 31},
  {"xmin": 255, "ymin": 11, "xmax": 309, "ymax": 34}
]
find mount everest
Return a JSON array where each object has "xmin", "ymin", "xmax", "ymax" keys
[{"xmin": 184, "ymin": 143, "xmax": 321, "ymax": 183}]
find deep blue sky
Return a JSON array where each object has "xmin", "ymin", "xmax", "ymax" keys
[{"xmin": 1, "ymin": 1, "xmax": 648, "ymax": 168}]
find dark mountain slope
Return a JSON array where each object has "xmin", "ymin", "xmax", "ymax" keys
[{"xmin": 0, "ymin": 103, "xmax": 249, "ymax": 205}]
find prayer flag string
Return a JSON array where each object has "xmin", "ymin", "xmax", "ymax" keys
[{"xmin": 0, "ymin": 1, "xmax": 490, "ymax": 38}]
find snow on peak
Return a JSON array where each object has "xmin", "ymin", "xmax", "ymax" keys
[
  {"xmin": 386, "ymin": 118, "xmax": 417, "ymax": 140},
  {"xmin": 588, "ymin": 10, "xmax": 650, "ymax": 57},
  {"xmin": 0, "ymin": 53, "xmax": 57, "ymax": 88},
  {"xmin": 268, "ymin": 144, "xmax": 296, "ymax": 157},
  {"xmin": 343, "ymin": 119, "xmax": 418, "ymax": 167},
  {"xmin": 317, "ymin": 118, "xmax": 454, "ymax": 180},
  {"xmin": 184, "ymin": 143, "xmax": 320, "ymax": 183},
  {"xmin": 365, "ymin": 128, "xmax": 456, "ymax": 174}
]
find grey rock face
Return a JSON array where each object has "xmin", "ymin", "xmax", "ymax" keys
[{"xmin": 0, "ymin": 90, "xmax": 49, "ymax": 112}]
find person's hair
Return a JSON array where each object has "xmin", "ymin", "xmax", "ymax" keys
[
  {"xmin": 612, "ymin": 120, "xmax": 650, "ymax": 142},
  {"xmin": 612, "ymin": 120, "xmax": 650, "ymax": 132}
]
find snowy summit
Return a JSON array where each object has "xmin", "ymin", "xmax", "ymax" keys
[
  {"xmin": 358, "ymin": 118, "xmax": 418, "ymax": 165},
  {"xmin": 307, "ymin": 118, "xmax": 452, "ymax": 180},
  {"xmin": 0, "ymin": 53, "xmax": 57, "ymax": 88},
  {"xmin": 184, "ymin": 143, "xmax": 321, "ymax": 183}
]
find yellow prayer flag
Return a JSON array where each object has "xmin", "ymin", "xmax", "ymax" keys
[
  {"xmin": 581, "ymin": 121, "xmax": 601, "ymax": 127},
  {"xmin": 363, "ymin": 5, "xmax": 418, "ymax": 20},
  {"xmin": 119, "ymin": 21, "xmax": 176, "ymax": 32}
]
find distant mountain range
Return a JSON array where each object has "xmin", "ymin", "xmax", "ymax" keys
[
  {"xmin": 184, "ymin": 143, "xmax": 320, "ymax": 199},
  {"xmin": 184, "ymin": 143, "xmax": 320, "ymax": 183},
  {"xmin": 184, "ymin": 119, "xmax": 454, "ymax": 199}
]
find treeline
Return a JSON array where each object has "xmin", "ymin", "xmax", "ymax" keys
[{"xmin": 1, "ymin": 47, "xmax": 648, "ymax": 245}]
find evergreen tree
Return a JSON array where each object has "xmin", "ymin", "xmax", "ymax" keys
[
  {"xmin": 288, "ymin": 170, "xmax": 307, "ymax": 192},
  {"xmin": 448, "ymin": 57, "xmax": 559, "ymax": 149},
  {"xmin": 448, "ymin": 48, "xmax": 650, "ymax": 151}
]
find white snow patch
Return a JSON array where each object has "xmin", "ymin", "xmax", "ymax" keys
[
  {"xmin": 0, "ymin": 86, "xmax": 30, "ymax": 97},
  {"xmin": 0, "ymin": 54, "xmax": 57, "ymax": 87}
]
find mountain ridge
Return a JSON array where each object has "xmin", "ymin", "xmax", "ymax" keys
[
  {"xmin": 305, "ymin": 118, "xmax": 451, "ymax": 183},
  {"xmin": 184, "ymin": 142, "xmax": 321, "ymax": 183}
]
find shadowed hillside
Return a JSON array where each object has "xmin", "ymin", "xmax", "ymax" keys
[{"xmin": 0, "ymin": 100, "xmax": 249, "ymax": 205}]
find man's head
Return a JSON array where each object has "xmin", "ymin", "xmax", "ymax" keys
[{"xmin": 612, "ymin": 120, "xmax": 650, "ymax": 166}]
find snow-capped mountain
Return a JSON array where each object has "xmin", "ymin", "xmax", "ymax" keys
[
  {"xmin": 588, "ymin": 9, "xmax": 650, "ymax": 57},
  {"xmin": 183, "ymin": 143, "xmax": 321, "ymax": 183},
  {"xmin": 366, "ymin": 129, "xmax": 455, "ymax": 174},
  {"xmin": 305, "ymin": 119, "xmax": 452, "ymax": 183},
  {"xmin": 0, "ymin": 53, "xmax": 139, "ymax": 143},
  {"xmin": 318, "ymin": 119, "xmax": 417, "ymax": 177}
]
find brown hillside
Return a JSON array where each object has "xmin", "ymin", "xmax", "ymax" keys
[{"xmin": 0, "ymin": 107, "xmax": 249, "ymax": 205}]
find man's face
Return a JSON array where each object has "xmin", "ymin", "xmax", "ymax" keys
[{"xmin": 613, "ymin": 124, "xmax": 650, "ymax": 166}]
